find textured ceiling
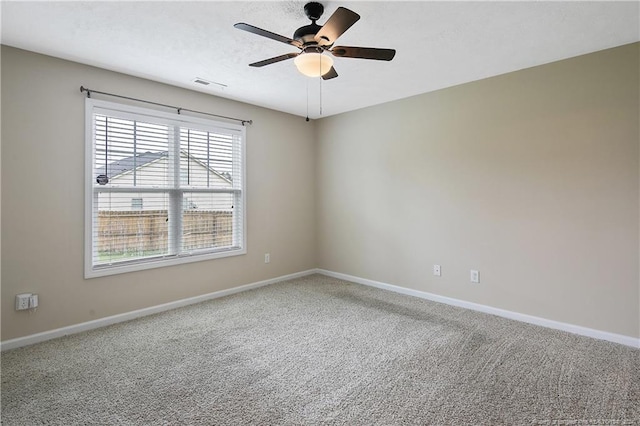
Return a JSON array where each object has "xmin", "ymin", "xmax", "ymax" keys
[{"xmin": 1, "ymin": 1, "xmax": 638, "ymax": 119}]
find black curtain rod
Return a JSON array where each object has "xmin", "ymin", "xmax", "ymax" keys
[{"xmin": 80, "ymin": 86, "xmax": 253, "ymax": 126}]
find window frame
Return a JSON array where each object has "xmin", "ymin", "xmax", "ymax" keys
[{"xmin": 84, "ymin": 98, "xmax": 246, "ymax": 279}]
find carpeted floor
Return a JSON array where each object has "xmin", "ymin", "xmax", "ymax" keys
[{"xmin": 1, "ymin": 274, "xmax": 639, "ymax": 425}]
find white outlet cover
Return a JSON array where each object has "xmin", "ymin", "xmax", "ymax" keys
[
  {"xmin": 15, "ymin": 293, "xmax": 31, "ymax": 310},
  {"xmin": 433, "ymin": 265, "xmax": 441, "ymax": 276},
  {"xmin": 471, "ymin": 270, "xmax": 480, "ymax": 283}
]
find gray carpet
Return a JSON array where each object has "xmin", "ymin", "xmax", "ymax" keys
[{"xmin": 1, "ymin": 274, "xmax": 638, "ymax": 425}]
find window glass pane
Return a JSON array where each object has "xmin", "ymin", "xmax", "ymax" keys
[
  {"xmin": 182, "ymin": 192, "xmax": 234, "ymax": 251},
  {"xmin": 179, "ymin": 128, "xmax": 234, "ymax": 188},
  {"xmin": 94, "ymin": 192, "xmax": 169, "ymax": 264},
  {"xmin": 94, "ymin": 115, "xmax": 170, "ymax": 189}
]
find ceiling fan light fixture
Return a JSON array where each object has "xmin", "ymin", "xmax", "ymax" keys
[
  {"xmin": 294, "ymin": 52, "xmax": 334, "ymax": 77},
  {"xmin": 235, "ymin": 3, "xmax": 394, "ymax": 83}
]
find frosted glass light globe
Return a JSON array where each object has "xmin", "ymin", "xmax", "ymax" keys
[{"xmin": 294, "ymin": 53, "xmax": 334, "ymax": 77}]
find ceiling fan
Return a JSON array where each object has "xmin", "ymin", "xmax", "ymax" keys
[{"xmin": 234, "ymin": 2, "xmax": 396, "ymax": 80}]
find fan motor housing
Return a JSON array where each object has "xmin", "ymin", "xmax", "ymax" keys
[
  {"xmin": 295, "ymin": 2, "xmax": 325, "ymax": 45},
  {"xmin": 293, "ymin": 23, "xmax": 322, "ymax": 45}
]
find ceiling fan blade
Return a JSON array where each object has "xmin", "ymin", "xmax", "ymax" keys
[
  {"xmin": 314, "ymin": 7, "xmax": 360, "ymax": 46},
  {"xmin": 330, "ymin": 46, "xmax": 396, "ymax": 61},
  {"xmin": 249, "ymin": 53, "xmax": 299, "ymax": 68},
  {"xmin": 322, "ymin": 66, "xmax": 338, "ymax": 80},
  {"xmin": 234, "ymin": 23, "xmax": 302, "ymax": 49}
]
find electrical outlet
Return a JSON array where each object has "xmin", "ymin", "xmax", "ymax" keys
[
  {"xmin": 264, "ymin": 253, "xmax": 270, "ymax": 264},
  {"xmin": 15, "ymin": 294, "xmax": 31, "ymax": 310},
  {"xmin": 433, "ymin": 265, "xmax": 441, "ymax": 276},
  {"xmin": 470, "ymin": 270, "xmax": 480, "ymax": 283}
]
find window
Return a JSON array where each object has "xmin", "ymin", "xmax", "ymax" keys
[
  {"xmin": 131, "ymin": 198, "xmax": 143, "ymax": 210},
  {"xmin": 85, "ymin": 99, "xmax": 246, "ymax": 278}
]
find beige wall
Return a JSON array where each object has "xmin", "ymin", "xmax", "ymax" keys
[
  {"xmin": 3, "ymin": 43, "xmax": 639, "ymax": 342},
  {"xmin": 1, "ymin": 46, "xmax": 317, "ymax": 340},
  {"xmin": 316, "ymin": 43, "xmax": 640, "ymax": 338}
]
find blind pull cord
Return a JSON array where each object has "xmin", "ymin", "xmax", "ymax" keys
[{"xmin": 96, "ymin": 118, "xmax": 110, "ymax": 186}]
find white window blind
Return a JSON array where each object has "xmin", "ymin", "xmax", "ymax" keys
[{"xmin": 85, "ymin": 99, "xmax": 246, "ymax": 278}]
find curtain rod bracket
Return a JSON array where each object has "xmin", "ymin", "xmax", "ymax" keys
[
  {"xmin": 80, "ymin": 86, "xmax": 91, "ymax": 98},
  {"xmin": 177, "ymin": 107, "xmax": 182, "ymax": 115}
]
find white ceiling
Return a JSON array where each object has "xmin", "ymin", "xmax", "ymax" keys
[{"xmin": 2, "ymin": 1, "xmax": 638, "ymax": 119}]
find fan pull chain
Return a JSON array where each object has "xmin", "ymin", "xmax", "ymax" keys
[
  {"xmin": 320, "ymin": 80, "xmax": 323, "ymax": 116},
  {"xmin": 306, "ymin": 78, "xmax": 310, "ymax": 122},
  {"xmin": 319, "ymin": 60, "xmax": 323, "ymax": 117}
]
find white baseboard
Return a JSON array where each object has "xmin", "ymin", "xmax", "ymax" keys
[
  {"xmin": 4, "ymin": 268, "xmax": 638, "ymax": 351},
  {"xmin": 317, "ymin": 269, "xmax": 640, "ymax": 349},
  {"xmin": 0, "ymin": 269, "xmax": 317, "ymax": 351}
]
